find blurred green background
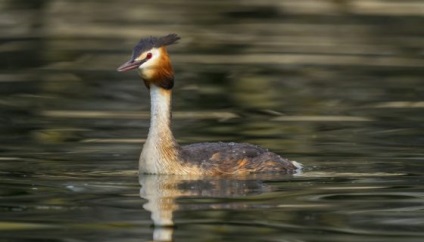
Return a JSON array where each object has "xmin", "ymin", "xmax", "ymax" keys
[{"xmin": 1, "ymin": 0, "xmax": 422, "ymax": 156}]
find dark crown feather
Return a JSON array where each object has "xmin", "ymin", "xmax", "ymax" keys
[{"xmin": 131, "ymin": 34, "xmax": 180, "ymax": 61}]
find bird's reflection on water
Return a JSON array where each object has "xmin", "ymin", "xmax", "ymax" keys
[{"xmin": 139, "ymin": 173, "xmax": 294, "ymax": 241}]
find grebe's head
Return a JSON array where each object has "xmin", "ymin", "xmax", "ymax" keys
[{"xmin": 117, "ymin": 34, "xmax": 180, "ymax": 89}]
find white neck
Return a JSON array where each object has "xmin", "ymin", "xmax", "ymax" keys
[
  {"xmin": 149, "ymin": 85, "xmax": 173, "ymax": 136},
  {"xmin": 140, "ymin": 85, "xmax": 179, "ymax": 174}
]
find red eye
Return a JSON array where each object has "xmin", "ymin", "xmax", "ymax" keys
[{"xmin": 146, "ymin": 53, "xmax": 152, "ymax": 59}]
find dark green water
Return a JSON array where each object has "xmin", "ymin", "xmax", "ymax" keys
[{"xmin": 1, "ymin": 1, "xmax": 423, "ymax": 241}]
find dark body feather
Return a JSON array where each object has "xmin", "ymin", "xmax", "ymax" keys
[{"xmin": 179, "ymin": 142, "xmax": 297, "ymax": 175}]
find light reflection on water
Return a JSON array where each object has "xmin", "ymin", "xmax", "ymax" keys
[
  {"xmin": 1, "ymin": 0, "xmax": 423, "ymax": 241},
  {"xmin": 1, "ymin": 161, "xmax": 422, "ymax": 241}
]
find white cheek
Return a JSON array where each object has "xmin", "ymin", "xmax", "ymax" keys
[
  {"xmin": 139, "ymin": 49, "xmax": 161, "ymax": 70},
  {"xmin": 138, "ymin": 59, "xmax": 157, "ymax": 73},
  {"xmin": 138, "ymin": 62, "xmax": 148, "ymax": 70},
  {"xmin": 140, "ymin": 67, "xmax": 155, "ymax": 79}
]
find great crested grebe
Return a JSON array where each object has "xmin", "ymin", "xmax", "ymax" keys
[{"xmin": 117, "ymin": 34, "xmax": 302, "ymax": 175}]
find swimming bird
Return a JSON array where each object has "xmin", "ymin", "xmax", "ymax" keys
[{"xmin": 117, "ymin": 34, "xmax": 301, "ymax": 175}]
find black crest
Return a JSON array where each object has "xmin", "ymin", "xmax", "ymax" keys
[{"xmin": 131, "ymin": 33, "xmax": 180, "ymax": 61}]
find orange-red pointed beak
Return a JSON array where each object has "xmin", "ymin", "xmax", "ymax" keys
[{"xmin": 117, "ymin": 60, "xmax": 142, "ymax": 72}]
